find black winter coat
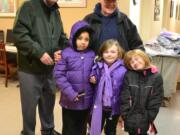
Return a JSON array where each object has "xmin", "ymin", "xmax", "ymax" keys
[
  {"xmin": 13, "ymin": 0, "xmax": 67, "ymax": 73},
  {"xmin": 120, "ymin": 69, "xmax": 164, "ymax": 134},
  {"xmin": 84, "ymin": 10, "xmax": 144, "ymax": 53}
]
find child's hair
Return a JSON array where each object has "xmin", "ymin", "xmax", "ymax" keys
[
  {"xmin": 98, "ymin": 39, "xmax": 125, "ymax": 60},
  {"xmin": 124, "ymin": 49, "xmax": 151, "ymax": 70},
  {"xmin": 73, "ymin": 26, "xmax": 93, "ymax": 50}
]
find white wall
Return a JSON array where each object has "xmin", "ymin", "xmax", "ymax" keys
[
  {"xmin": 118, "ymin": 0, "xmax": 130, "ymax": 16},
  {"xmin": 129, "ymin": 0, "xmax": 141, "ymax": 31},
  {"xmin": 140, "ymin": 0, "xmax": 164, "ymax": 41},
  {"xmin": 163, "ymin": 0, "xmax": 180, "ymax": 33}
]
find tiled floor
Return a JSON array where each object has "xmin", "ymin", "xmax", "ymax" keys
[{"xmin": 0, "ymin": 77, "xmax": 180, "ymax": 135}]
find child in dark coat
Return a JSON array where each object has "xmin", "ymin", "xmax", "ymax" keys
[{"xmin": 121, "ymin": 49, "xmax": 164, "ymax": 135}]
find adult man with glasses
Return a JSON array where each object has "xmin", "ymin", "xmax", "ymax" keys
[
  {"xmin": 84, "ymin": 0, "xmax": 144, "ymax": 54},
  {"xmin": 84, "ymin": 0, "xmax": 144, "ymax": 135}
]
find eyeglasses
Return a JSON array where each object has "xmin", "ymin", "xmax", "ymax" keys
[
  {"xmin": 104, "ymin": 0, "xmax": 117, "ymax": 3},
  {"xmin": 104, "ymin": 0, "xmax": 117, "ymax": 5},
  {"xmin": 103, "ymin": 0, "xmax": 117, "ymax": 7},
  {"xmin": 104, "ymin": 0, "xmax": 117, "ymax": 2}
]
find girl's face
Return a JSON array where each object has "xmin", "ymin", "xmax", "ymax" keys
[
  {"xmin": 76, "ymin": 32, "xmax": 89, "ymax": 51},
  {"xmin": 129, "ymin": 55, "xmax": 145, "ymax": 70},
  {"xmin": 102, "ymin": 45, "xmax": 119, "ymax": 66}
]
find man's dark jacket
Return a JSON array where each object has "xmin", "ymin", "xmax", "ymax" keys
[
  {"xmin": 84, "ymin": 7, "xmax": 144, "ymax": 53},
  {"xmin": 13, "ymin": 0, "xmax": 67, "ymax": 74}
]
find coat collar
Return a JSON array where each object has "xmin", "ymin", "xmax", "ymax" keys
[
  {"xmin": 132, "ymin": 66, "xmax": 158, "ymax": 76},
  {"xmin": 92, "ymin": 3, "xmax": 124, "ymax": 24},
  {"xmin": 96, "ymin": 59, "xmax": 124, "ymax": 69}
]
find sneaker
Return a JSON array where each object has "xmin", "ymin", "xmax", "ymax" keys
[
  {"xmin": 20, "ymin": 130, "xmax": 23, "ymax": 135},
  {"xmin": 161, "ymin": 99, "xmax": 170, "ymax": 107},
  {"xmin": 50, "ymin": 130, "xmax": 61, "ymax": 135}
]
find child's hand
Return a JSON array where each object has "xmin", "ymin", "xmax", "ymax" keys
[
  {"xmin": 90, "ymin": 76, "xmax": 96, "ymax": 84},
  {"xmin": 74, "ymin": 92, "xmax": 86, "ymax": 102},
  {"xmin": 74, "ymin": 96, "xmax": 79, "ymax": 102},
  {"xmin": 54, "ymin": 50, "xmax": 62, "ymax": 62},
  {"xmin": 78, "ymin": 92, "xmax": 86, "ymax": 97}
]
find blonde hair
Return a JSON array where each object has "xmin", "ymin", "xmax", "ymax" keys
[
  {"xmin": 124, "ymin": 49, "xmax": 151, "ymax": 70},
  {"xmin": 98, "ymin": 39, "xmax": 125, "ymax": 60}
]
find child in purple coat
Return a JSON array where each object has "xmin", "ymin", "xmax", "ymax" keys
[
  {"xmin": 89, "ymin": 39, "xmax": 127, "ymax": 135},
  {"xmin": 53, "ymin": 20, "xmax": 95, "ymax": 135}
]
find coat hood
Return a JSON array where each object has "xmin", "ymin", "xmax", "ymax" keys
[{"xmin": 68, "ymin": 20, "xmax": 93, "ymax": 49}]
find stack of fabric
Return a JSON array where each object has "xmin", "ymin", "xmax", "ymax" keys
[{"xmin": 144, "ymin": 31, "xmax": 180, "ymax": 57}]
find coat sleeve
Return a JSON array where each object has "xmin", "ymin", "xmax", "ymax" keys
[
  {"xmin": 90, "ymin": 62, "xmax": 101, "ymax": 83},
  {"xmin": 13, "ymin": 2, "xmax": 45, "ymax": 59},
  {"xmin": 120, "ymin": 73, "xmax": 131, "ymax": 119},
  {"xmin": 53, "ymin": 53, "xmax": 78, "ymax": 101},
  {"xmin": 123, "ymin": 16, "xmax": 145, "ymax": 51},
  {"xmin": 90, "ymin": 63, "xmax": 98, "ymax": 77},
  {"xmin": 147, "ymin": 74, "xmax": 164, "ymax": 122}
]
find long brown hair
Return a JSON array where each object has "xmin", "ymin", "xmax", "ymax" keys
[
  {"xmin": 98, "ymin": 39, "xmax": 125, "ymax": 61},
  {"xmin": 124, "ymin": 49, "xmax": 151, "ymax": 70}
]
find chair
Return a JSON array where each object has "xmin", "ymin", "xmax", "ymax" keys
[
  {"xmin": 5, "ymin": 29, "xmax": 17, "ymax": 65},
  {"xmin": 0, "ymin": 42, "xmax": 16, "ymax": 87},
  {"xmin": 6, "ymin": 29, "xmax": 14, "ymax": 44},
  {"xmin": 0, "ymin": 30, "xmax": 4, "ymax": 43}
]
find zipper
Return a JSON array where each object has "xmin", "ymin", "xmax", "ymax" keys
[
  {"xmin": 48, "ymin": 12, "xmax": 54, "ymax": 57},
  {"xmin": 137, "ymin": 74, "xmax": 143, "ymax": 134},
  {"xmin": 129, "ymin": 96, "xmax": 132, "ymax": 107},
  {"xmin": 150, "ymin": 87, "xmax": 154, "ymax": 96},
  {"xmin": 80, "ymin": 52, "xmax": 85, "ymax": 91},
  {"xmin": 81, "ymin": 53, "xmax": 85, "ymax": 106}
]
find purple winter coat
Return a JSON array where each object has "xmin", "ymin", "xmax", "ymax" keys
[
  {"xmin": 90, "ymin": 60, "xmax": 127, "ymax": 135},
  {"xmin": 53, "ymin": 21, "xmax": 95, "ymax": 110},
  {"xmin": 91, "ymin": 60, "xmax": 127, "ymax": 114}
]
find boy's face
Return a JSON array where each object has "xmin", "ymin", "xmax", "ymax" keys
[
  {"xmin": 129, "ymin": 55, "xmax": 145, "ymax": 70},
  {"xmin": 102, "ymin": 45, "xmax": 119, "ymax": 66},
  {"xmin": 76, "ymin": 31, "xmax": 89, "ymax": 51}
]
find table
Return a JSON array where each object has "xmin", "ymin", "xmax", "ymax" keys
[
  {"xmin": 5, "ymin": 44, "xmax": 17, "ymax": 53},
  {"xmin": 151, "ymin": 56, "xmax": 180, "ymax": 98}
]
